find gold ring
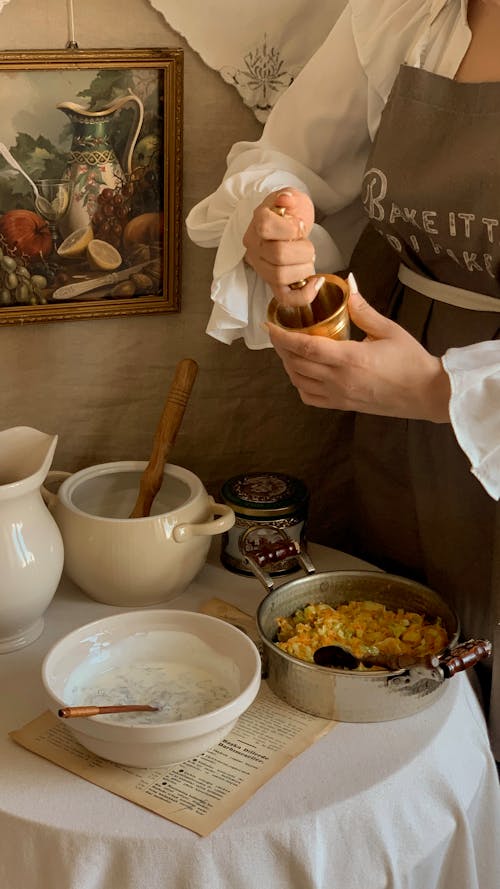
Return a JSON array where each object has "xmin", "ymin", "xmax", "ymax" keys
[{"xmin": 271, "ymin": 206, "xmax": 287, "ymax": 217}]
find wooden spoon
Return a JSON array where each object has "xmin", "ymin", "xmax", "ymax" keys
[{"xmin": 129, "ymin": 358, "xmax": 199, "ymax": 518}]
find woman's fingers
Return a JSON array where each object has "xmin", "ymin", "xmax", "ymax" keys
[
  {"xmin": 278, "ymin": 353, "xmax": 350, "ymax": 409},
  {"xmin": 260, "ymin": 262, "xmax": 315, "ymax": 290},
  {"xmin": 347, "ymin": 288, "xmax": 397, "ymax": 340},
  {"xmin": 267, "ymin": 188, "xmax": 315, "ymax": 233},
  {"xmin": 267, "ymin": 304, "xmax": 451, "ymax": 422},
  {"xmin": 273, "ymin": 277, "xmax": 323, "ymax": 306},
  {"xmin": 256, "ymin": 235, "xmax": 317, "ymax": 299},
  {"xmin": 257, "ymin": 235, "xmax": 314, "ymax": 268},
  {"xmin": 245, "ymin": 213, "xmax": 317, "ymax": 296},
  {"xmin": 243, "ymin": 188, "xmax": 316, "ymax": 295},
  {"xmin": 256, "ymin": 206, "xmax": 306, "ymax": 241},
  {"xmin": 268, "ymin": 322, "xmax": 350, "ymax": 369},
  {"xmin": 268, "ymin": 323, "xmax": 371, "ymax": 410}
]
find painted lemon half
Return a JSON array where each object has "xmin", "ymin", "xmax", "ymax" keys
[
  {"xmin": 57, "ymin": 225, "xmax": 94, "ymax": 258},
  {"xmin": 87, "ymin": 239, "xmax": 122, "ymax": 271}
]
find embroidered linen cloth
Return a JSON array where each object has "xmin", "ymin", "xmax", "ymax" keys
[
  {"xmin": 148, "ymin": 0, "xmax": 346, "ymax": 121},
  {"xmin": 0, "ymin": 1, "xmax": 344, "ymax": 121}
]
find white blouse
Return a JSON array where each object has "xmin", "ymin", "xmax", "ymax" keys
[{"xmin": 186, "ymin": 0, "xmax": 500, "ymax": 500}]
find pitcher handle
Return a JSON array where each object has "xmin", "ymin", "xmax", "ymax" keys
[
  {"xmin": 120, "ymin": 92, "xmax": 145, "ymax": 174},
  {"xmin": 173, "ymin": 500, "xmax": 235, "ymax": 543},
  {"xmin": 41, "ymin": 470, "xmax": 71, "ymax": 511}
]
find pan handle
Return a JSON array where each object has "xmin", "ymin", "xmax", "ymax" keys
[
  {"xmin": 387, "ymin": 637, "xmax": 492, "ymax": 696},
  {"xmin": 438, "ymin": 638, "xmax": 492, "ymax": 678},
  {"xmin": 242, "ymin": 538, "xmax": 316, "ymax": 593}
]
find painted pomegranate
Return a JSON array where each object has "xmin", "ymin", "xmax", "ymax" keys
[{"xmin": 0, "ymin": 210, "xmax": 52, "ymax": 259}]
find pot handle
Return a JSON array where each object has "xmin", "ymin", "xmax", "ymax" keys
[
  {"xmin": 172, "ymin": 499, "xmax": 235, "ymax": 542},
  {"xmin": 438, "ymin": 638, "xmax": 492, "ymax": 678},
  {"xmin": 242, "ymin": 538, "xmax": 316, "ymax": 593},
  {"xmin": 41, "ymin": 470, "xmax": 71, "ymax": 511}
]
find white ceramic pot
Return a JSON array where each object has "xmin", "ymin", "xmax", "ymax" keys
[{"xmin": 42, "ymin": 461, "xmax": 234, "ymax": 607}]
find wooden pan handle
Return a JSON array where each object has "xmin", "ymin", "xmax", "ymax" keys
[
  {"xmin": 130, "ymin": 358, "xmax": 199, "ymax": 518},
  {"xmin": 439, "ymin": 638, "xmax": 492, "ymax": 678}
]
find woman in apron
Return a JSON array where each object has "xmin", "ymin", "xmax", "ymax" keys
[{"xmin": 186, "ymin": 0, "xmax": 500, "ymax": 759}]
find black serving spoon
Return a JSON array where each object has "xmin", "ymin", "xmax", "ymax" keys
[
  {"xmin": 313, "ymin": 639, "xmax": 493, "ymax": 674},
  {"xmin": 312, "ymin": 644, "xmax": 437, "ymax": 671},
  {"xmin": 313, "ymin": 645, "xmax": 375, "ymax": 670}
]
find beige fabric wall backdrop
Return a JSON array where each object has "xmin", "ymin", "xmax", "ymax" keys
[{"xmin": 0, "ymin": 0, "xmax": 353, "ymax": 548}]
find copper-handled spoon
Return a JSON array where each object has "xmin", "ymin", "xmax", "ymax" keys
[
  {"xmin": 58, "ymin": 704, "xmax": 161, "ymax": 718},
  {"xmin": 129, "ymin": 358, "xmax": 199, "ymax": 519}
]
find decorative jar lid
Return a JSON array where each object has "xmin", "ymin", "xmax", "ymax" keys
[{"xmin": 220, "ymin": 472, "xmax": 309, "ymax": 518}]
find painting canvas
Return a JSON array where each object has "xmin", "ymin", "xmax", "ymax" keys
[{"xmin": 0, "ymin": 48, "xmax": 183, "ymax": 324}]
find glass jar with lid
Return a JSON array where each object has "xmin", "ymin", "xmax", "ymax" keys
[{"xmin": 219, "ymin": 471, "xmax": 309, "ymax": 576}]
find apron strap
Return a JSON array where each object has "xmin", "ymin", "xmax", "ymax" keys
[{"xmin": 398, "ymin": 264, "xmax": 500, "ymax": 313}]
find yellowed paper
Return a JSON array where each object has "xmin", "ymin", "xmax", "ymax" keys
[
  {"xmin": 10, "ymin": 599, "xmax": 337, "ymax": 835},
  {"xmin": 10, "ymin": 683, "xmax": 336, "ymax": 837},
  {"xmin": 199, "ymin": 597, "xmax": 263, "ymax": 651}
]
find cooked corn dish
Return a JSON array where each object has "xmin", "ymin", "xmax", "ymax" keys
[{"xmin": 275, "ymin": 600, "xmax": 449, "ymax": 668}]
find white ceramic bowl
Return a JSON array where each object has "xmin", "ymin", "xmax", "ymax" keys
[
  {"xmin": 41, "ymin": 461, "xmax": 235, "ymax": 607},
  {"xmin": 42, "ymin": 609, "xmax": 261, "ymax": 767}
]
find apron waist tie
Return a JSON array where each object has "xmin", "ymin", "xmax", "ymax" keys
[{"xmin": 398, "ymin": 264, "xmax": 500, "ymax": 313}]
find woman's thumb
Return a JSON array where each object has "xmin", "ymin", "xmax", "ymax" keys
[{"xmin": 347, "ymin": 273, "xmax": 394, "ymax": 339}]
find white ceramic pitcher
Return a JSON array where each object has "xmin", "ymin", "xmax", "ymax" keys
[{"xmin": 0, "ymin": 426, "xmax": 64, "ymax": 653}]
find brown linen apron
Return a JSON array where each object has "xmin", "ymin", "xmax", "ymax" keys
[{"xmin": 347, "ymin": 64, "xmax": 500, "ymax": 757}]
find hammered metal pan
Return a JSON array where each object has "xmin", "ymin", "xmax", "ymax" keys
[{"xmin": 244, "ymin": 540, "xmax": 491, "ymax": 722}]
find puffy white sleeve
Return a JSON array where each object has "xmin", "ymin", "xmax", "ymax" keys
[
  {"xmin": 442, "ymin": 342, "xmax": 500, "ymax": 501},
  {"xmin": 185, "ymin": 4, "xmax": 372, "ymax": 349}
]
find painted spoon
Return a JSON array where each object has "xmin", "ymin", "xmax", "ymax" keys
[{"xmin": 0, "ymin": 142, "xmax": 53, "ymax": 216}]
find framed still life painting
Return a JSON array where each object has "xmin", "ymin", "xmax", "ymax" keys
[{"xmin": 0, "ymin": 47, "xmax": 183, "ymax": 324}]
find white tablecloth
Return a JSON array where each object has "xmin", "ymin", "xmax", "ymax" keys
[{"xmin": 1, "ymin": 543, "xmax": 499, "ymax": 889}]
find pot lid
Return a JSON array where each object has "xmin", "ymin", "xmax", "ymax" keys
[{"xmin": 220, "ymin": 472, "xmax": 308, "ymax": 516}]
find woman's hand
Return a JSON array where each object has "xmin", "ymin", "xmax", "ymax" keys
[
  {"xmin": 267, "ymin": 278, "xmax": 452, "ymax": 423},
  {"xmin": 243, "ymin": 187, "xmax": 321, "ymax": 307}
]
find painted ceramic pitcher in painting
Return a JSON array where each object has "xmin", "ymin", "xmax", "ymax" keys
[
  {"xmin": 0, "ymin": 427, "xmax": 64, "ymax": 653},
  {"xmin": 57, "ymin": 93, "xmax": 144, "ymax": 236}
]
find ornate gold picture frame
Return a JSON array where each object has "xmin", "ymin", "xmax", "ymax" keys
[{"xmin": 0, "ymin": 47, "xmax": 183, "ymax": 324}]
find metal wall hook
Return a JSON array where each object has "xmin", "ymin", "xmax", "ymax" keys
[{"xmin": 65, "ymin": 0, "xmax": 78, "ymax": 50}]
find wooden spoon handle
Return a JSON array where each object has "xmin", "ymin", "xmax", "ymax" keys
[{"xmin": 129, "ymin": 358, "xmax": 199, "ymax": 518}]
